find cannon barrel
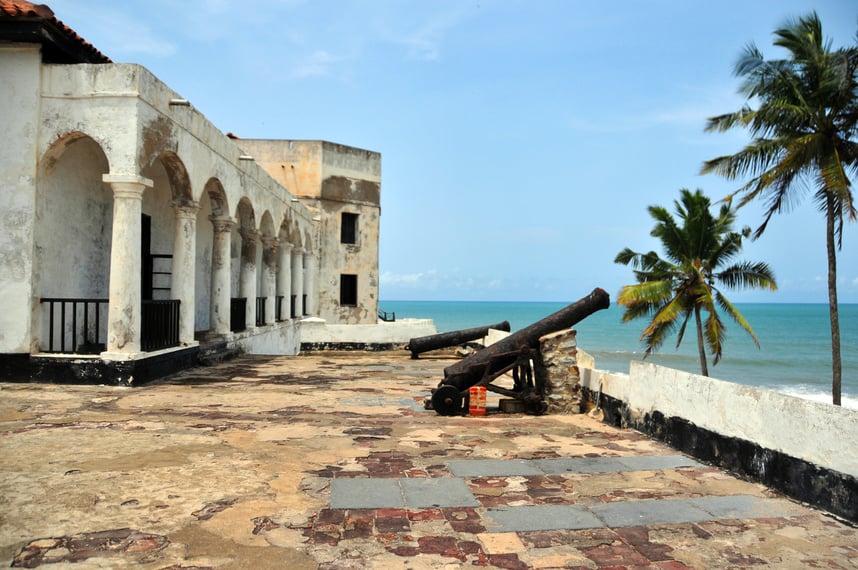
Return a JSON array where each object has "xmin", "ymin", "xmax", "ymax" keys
[
  {"xmin": 441, "ymin": 288, "xmax": 610, "ymax": 390},
  {"xmin": 407, "ymin": 321, "xmax": 511, "ymax": 359}
]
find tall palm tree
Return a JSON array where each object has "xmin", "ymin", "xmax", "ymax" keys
[
  {"xmin": 701, "ymin": 12, "xmax": 858, "ymax": 405},
  {"xmin": 615, "ymin": 189, "xmax": 777, "ymax": 376}
]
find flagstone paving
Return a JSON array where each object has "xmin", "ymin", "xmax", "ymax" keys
[{"xmin": 0, "ymin": 352, "xmax": 856, "ymax": 569}]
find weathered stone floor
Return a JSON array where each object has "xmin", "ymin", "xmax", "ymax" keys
[{"xmin": 0, "ymin": 352, "xmax": 855, "ymax": 569}]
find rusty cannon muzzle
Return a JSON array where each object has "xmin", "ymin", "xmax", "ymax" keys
[{"xmin": 407, "ymin": 320, "xmax": 511, "ymax": 359}]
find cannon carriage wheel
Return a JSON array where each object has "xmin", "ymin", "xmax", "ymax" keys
[{"xmin": 431, "ymin": 385, "xmax": 465, "ymax": 416}]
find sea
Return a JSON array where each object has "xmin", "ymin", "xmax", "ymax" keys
[{"xmin": 379, "ymin": 300, "xmax": 858, "ymax": 409}]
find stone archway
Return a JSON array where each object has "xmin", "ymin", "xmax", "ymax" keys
[{"xmin": 34, "ymin": 132, "xmax": 111, "ymax": 353}]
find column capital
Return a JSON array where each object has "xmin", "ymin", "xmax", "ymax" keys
[
  {"xmin": 103, "ymin": 174, "xmax": 153, "ymax": 199},
  {"xmin": 239, "ymin": 228, "xmax": 259, "ymax": 243},
  {"xmin": 171, "ymin": 199, "xmax": 201, "ymax": 217},
  {"xmin": 209, "ymin": 215, "xmax": 236, "ymax": 233},
  {"xmin": 280, "ymin": 241, "xmax": 293, "ymax": 252},
  {"xmin": 292, "ymin": 247, "xmax": 304, "ymax": 255}
]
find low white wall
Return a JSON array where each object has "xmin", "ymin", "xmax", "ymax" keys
[
  {"xmin": 231, "ymin": 321, "xmax": 300, "ymax": 355},
  {"xmin": 580, "ymin": 361, "xmax": 858, "ymax": 478},
  {"xmin": 300, "ymin": 318, "xmax": 437, "ymax": 345}
]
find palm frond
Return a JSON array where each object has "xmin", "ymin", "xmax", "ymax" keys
[
  {"xmin": 715, "ymin": 290, "xmax": 761, "ymax": 348},
  {"xmin": 715, "ymin": 261, "xmax": 778, "ymax": 290}
]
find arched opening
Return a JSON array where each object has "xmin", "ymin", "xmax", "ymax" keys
[
  {"xmin": 138, "ymin": 150, "xmax": 193, "ymax": 350},
  {"xmin": 230, "ymin": 198, "xmax": 256, "ymax": 331},
  {"xmin": 35, "ymin": 133, "xmax": 111, "ymax": 353},
  {"xmin": 258, "ymin": 211, "xmax": 277, "ymax": 326},
  {"xmin": 196, "ymin": 178, "xmax": 230, "ymax": 335}
]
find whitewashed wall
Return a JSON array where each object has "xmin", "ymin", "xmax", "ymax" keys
[
  {"xmin": 579, "ymin": 361, "xmax": 858, "ymax": 478},
  {"xmin": 0, "ymin": 46, "xmax": 40, "ymax": 353}
]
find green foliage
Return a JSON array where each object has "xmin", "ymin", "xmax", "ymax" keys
[
  {"xmin": 615, "ymin": 189, "xmax": 777, "ymax": 375},
  {"xmin": 701, "ymin": 11, "xmax": 857, "ymax": 404}
]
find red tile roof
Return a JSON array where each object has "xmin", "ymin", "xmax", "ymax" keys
[
  {"xmin": 0, "ymin": 0, "xmax": 54, "ymax": 18},
  {"xmin": 0, "ymin": 0, "xmax": 111, "ymax": 63}
]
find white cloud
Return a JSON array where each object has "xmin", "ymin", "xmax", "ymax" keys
[{"xmin": 381, "ymin": 270, "xmax": 441, "ymax": 288}]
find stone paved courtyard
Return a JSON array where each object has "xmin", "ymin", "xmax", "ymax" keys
[{"xmin": 1, "ymin": 353, "xmax": 856, "ymax": 569}]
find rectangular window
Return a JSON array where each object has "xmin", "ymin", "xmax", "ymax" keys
[
  {"xmin": 341, "ymin": 212, "xmax": 358, "ymax": 244},
  {"xmin": 340, "ymin": 274, "xmax": 358, "ymax": 306}
]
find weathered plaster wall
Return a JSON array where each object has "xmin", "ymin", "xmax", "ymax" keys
[
  {"xmin": 578, "ymin": 362, "xmax": 858, "ymax": 478},
  {"xmin": 230, "ymin": 321, "xmax": 300, "ymax": 355},
  {"xmin": 0, "ymin": 46, "xmax": 40, "ymax": 353},
  {"xmin": 4, "ymin": 54, "xmax": 347, "ymax": 363},
  {"xmin": 234, "ymin": 139, "xmax": 323, "ymax": 199},
  {"xmin": 237, "ymin": 140, "xmax": 380, "ymax": 325},
  {"xmin": 317, "ymin": 143, "xmax": 380, "ymax": 325},
  {"xmin": 34, "ymin": 135, "xmax": 113, "ymax": 351},
  {"xmin": 300, "ymin": 318, "xmax": 436, "ymax": 345}
]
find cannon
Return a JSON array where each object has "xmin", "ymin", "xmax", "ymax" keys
[
  {"xmin": 429, "ymin": 288, "xmax": 610, "ymax": 416},
  {"xmin": 407, "ymin": 321, "xmax": 511, "ymax": 359}
]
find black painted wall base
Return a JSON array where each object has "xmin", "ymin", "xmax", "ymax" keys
[
  {"xmin": 0, "ymin": 346, "xmax": 200, "ymax": 386},
  {"xmin": 582, "ymin": 387, "xmax": 858, "ymax": 524}
]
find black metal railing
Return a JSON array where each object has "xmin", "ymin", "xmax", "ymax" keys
[
  {"xmin": 290, "ymin": 295, "xmax": 297, "ymax": 318},
  {"xmin": 276, "ymin": 296, "xmax": 285, "ymax": 321},
  {"xmin": 40, "ymin": 298, "xmax": 108, "ymax": 353},
  {"xmin": 256, "ymin": 297, "xmax": 266, "ymax": 326},
  {"xmin": 40, "ymin": 298, "xmax": 180, "ymax": 353},
  {"xmin": 231, "ymin": 298, "xmax": 247, "ymax": 332},
  {"xmin": 141, "ymin": 299, "xmax": 180, "ymax": 352},
  {"xmin": 378, "ymin": 310, "xmax": 396, "ymax": 322}
]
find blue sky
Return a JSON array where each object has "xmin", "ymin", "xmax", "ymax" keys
[{"xmin": 50, "ymin": 0, "xmax": 858, "ymax": 303}]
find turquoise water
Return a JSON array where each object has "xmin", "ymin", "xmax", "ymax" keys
[{"xmin": 379, "ymin": 300, "xmax": 858, "ymax": 407}]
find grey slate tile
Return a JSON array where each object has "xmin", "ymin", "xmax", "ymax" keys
[
  {"xmin": 615, "ymin": 454, "xmax": 703, "ymax": 471},
  {"xmin": 483, "ymin": 505, "xmax": 606, "ymax": 532},
  {"xmin": 330, "ymin": 478, "xmax": 404, "ymax": 509},
  {"xmin": 589, "ymin": 498, "xmax": 712, "ymax": 527},
  {"xmin": 446, "ymin": 459, "xmax": 543, "ymax": 477},
  {"xmin": 401, "ymin": 477, "xmax": 479, "ymax": 508},
  {"xmin": 533, "ymin": 457, "xmax": 629, "ymax": 474}
]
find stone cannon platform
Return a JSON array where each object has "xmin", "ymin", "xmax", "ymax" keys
[{"xmin": 1, "ymin": 353, "xmax": 855, "ymax": 568}]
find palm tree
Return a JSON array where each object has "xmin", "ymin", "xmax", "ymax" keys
[
  {"xmin": 701, "ymin": 12, "xmax": 858, "ymax": 405},
  {"xmin": 615, "ymin": 189, "xmax": 777, "ymax": 376}
]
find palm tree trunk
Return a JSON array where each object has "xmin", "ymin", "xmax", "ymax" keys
[
  {"xmin": 825, "ymin": 194, "xmax": 842, "ymax": 406},
  {"xmin": 694, "ymin": 305, "xmax": 709, "ymax": 377}
]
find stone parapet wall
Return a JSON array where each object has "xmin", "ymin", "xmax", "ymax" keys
[
  {"xmin": 578, "ymin": 361, "xmax": 858, "ymax": 523},
  {"xmin": 539, "ymin": 329, "xmax": 582, "ymax": 414}
]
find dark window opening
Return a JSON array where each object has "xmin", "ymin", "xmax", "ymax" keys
[
  {"xmin": 340, "ymin": 274, "xmax": 358, "ymax": 306},
  {"xmin": 341, "ymin": 212, "xmax": 358, "ymax": 244}
]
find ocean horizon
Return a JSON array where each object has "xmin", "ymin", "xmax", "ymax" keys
[{"xmin": 379, "ymin": 299, "xmax": 858, "ymax": 409}]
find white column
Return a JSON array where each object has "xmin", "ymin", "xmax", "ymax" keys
[
  {"xmin": 291, "ymin": 247, "xmax": 304, "ymax": 318},
  {"xmin": 209, "ymin": 216, "xmax": 234, "ymax": 335},
  {"xmin": 171, "ymin": 200, "xmax": 200, "ymax": 345},
  {"xmin": 261, "ymin": 237, "xmax": 278, "ymax": 325},
  {"xmin": 277, "ymin": 242, "xmax": 293, "ymax": 321},
  {"xmin": 303, "ymin": 251, "xmax": 317, "ymax": 316},
  {"xmin": 102, "ymin": 174, "xmax": 152, "ymax": 357},
  {"xmin": 239, "ymin": 229, "xmax": 258, "ymax": 328}
]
